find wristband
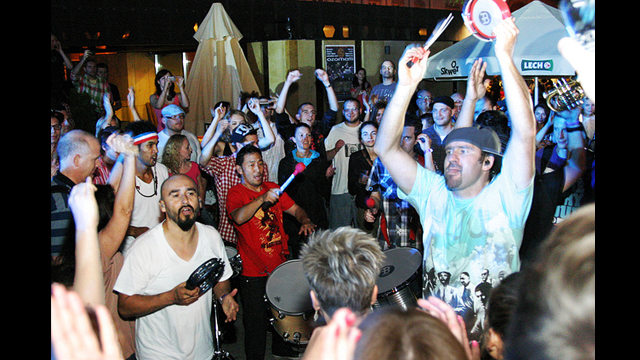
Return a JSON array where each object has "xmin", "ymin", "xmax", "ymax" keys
[
  {"xmin": 220, "ymin": 293, "xmax": 229, "ymax": 301},
  {"xmin": 564, "ymin": 117, "xmax": 580, "ymax": 128}
]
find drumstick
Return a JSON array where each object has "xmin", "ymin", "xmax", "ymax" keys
[
  {"xmin": 261, "ymin": 162, "xmax": 306, "ymax": 211},
  {"xmin": 366, "ymin": 197, "xmax": 376, "ymax": 209},
  {"xmin": 406, "ymin": 13, "xmax": 454, "ymax": 68}
]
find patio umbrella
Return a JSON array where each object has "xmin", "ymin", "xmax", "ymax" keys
[
  {"xmin": 184, "ymin": 2, "xmax": 260, "ymax": 136},
  {"xmin": 424, "ymin": 1, "xmax": 576, "ymax": 81}
]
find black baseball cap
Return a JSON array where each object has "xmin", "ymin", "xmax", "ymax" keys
[
  {"xmin": 444, "ymin": 126, "xmax": 502, "ymax": 156},
  {"xmin": 230, "ymin": 124, "xmax": 257, "ymax": 144}
]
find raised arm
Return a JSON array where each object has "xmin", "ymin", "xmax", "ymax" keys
[
  {"xmin": 174, "ymin": 76, "xmax": 190, "ymax": 109},
  {"xmin": 493, "ymin": 18, "xmax": 536, "ymax": 190},
  {"xmin": 67, "ymin": 177, "xmax": 104, "ymax": 307},
  {"xmin": 275, "ymin": 70, "xmax": 302, "ymax": 115},
  {"xmin": 199, "ymin": 117, "xmax": 228, "ymax": 167},
  {"xmin": 127, "ymin": 87, "xmax": 142, "ymax": 121},
  {"xmin": 248, "ymin": 98, "xmax": 276, "ymax": 150},
  {"xmin": 71, "ymin": 50, "xmax": 91, "ymax": 77},
  {"xmin": 201, "ymin": 105, "xmax": 224, "ymax": 148},
  {"xmin": 315, "ymin": 69, "xmax": 339, "ymax": 112},
  {"xmin": 100, "ymin": 134, "xmax": 137, "ymax": 260},
  {"xmin": 455, "ymin": 58, "xmax": 488, "ymax": 128},
  {"xmin": 373, "ymin": 45, "xmax": 430, "ymax": 195}
]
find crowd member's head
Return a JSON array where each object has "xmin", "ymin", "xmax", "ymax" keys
[
  {"xmin": 296, "ymin": 102, "xmax": 317, "ymax": 128},
  {"xmin": 431, "ymin": 96, "xmax": 455, "ymax": 128},
  {"xmin": 159, "ymin": 174, "xmax": 201, "ymax": 232},
  {"xmin": 416, "ymin": 89, "xmax": 433, "ymax": 115},
  {"xmin": 505, "ymin": 204, "xmax": 595, "ymax": 360},
  {"xmin": 161, "ymin": 134, "xmax": 192, "ymax": 174},
  {"xmin": 292, "ymin": 123, "xmax": 312, "ymax": 152},
  {"xmin": 300, "ymin": 227, "xmax": 384, "ymax": 320},
  {"xmin": 483, "ymin": 272, "xmax": 522, "ymax": 360},
  {"xmin": 379, "ymin": 60, "xmax": 396, "ymax": 82},
  {"xmin": 343, "ymin": 98, "xmax": 362, "ymax": 126},
  {"xmin": 354, "ymin": 306, "xmax": 468, "ymax": 360},
  {"xmin": 235, "ymin": 145, "xmax": 264, "ymax": 188},
  {"xmin": 161, "ymin": 104, "xmax": 186, "ymax": 134},
  {"xmin": 442, "ymin": 126, "xmax": 502, "ymax": 193},
  {"xmin": 125, "ymin": 121, "xmax": 159, "ymax": 168},
  {"xmin": 401, "ymin": 114, "xmax": 422, "ymax": 155},
  {"xmin": 57, "ymin": 129, "xmax": 102, "ymax": 184},
  {"xmin": 358, "ymin": 121, "xmax": 377, "ymax": 148}
]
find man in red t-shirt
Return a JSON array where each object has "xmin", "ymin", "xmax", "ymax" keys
[{"xmin": 226, "ymin": 145, "xmax": 316, "ymax": 359}]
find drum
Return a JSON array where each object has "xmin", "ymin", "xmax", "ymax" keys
[
  {"xmin": 462, "ymin": 0, "xmax": 511, "ymax": 41},
  {"xmin": 373, "ymin": 247, "xmax": 423, "ymax": 310},
  {"xmin": 265, "ymin": 260, "xmax": 315, "ymax": 344},
  {"xmin": 224, "ymin": 245, "xmax": 242, "ymax": 278}
]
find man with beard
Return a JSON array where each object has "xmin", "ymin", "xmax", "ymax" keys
[
  {"xmin": 113, "ymin": 121, "xmax": 170, "ymax": 256},
  {"xmin": 114, "ymin": 174, "xmax": 239, "ymax": 360},
  {"xmin": 374, "ymin": 18, "xmax": 534, "ymax": 318},
  {"xmin": 370, "ymin": 60, "xmax": 397, "ymax": 103},
  {"xmin": 227, "ymin": 145, "xmax": 316, "ymax": 360}
]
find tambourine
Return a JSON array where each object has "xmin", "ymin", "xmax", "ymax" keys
[
  {"xmin": 462, "ymin": 0, "xmax": 511, "ymax": 41},
  {"xmin": 185, "ymin": 257, "xmax": 225, "ymax": 293}
]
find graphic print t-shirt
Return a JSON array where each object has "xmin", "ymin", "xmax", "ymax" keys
[{"xmin": 226, "ymin": 182, "xmax": 295, "ymax": 277}]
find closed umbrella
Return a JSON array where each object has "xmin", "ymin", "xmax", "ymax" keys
[{"xmin": 185, "ymin": 2, "xmax": 260, "ymax": 136}]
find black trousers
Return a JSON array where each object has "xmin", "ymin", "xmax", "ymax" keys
[{"xmin": 238, "ymin": 275, "xmax": 294, "ymax": 359}]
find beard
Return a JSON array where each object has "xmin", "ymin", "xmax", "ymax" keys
[
  {"xmin": 444, "ymin": 165, "xmax": 462, "ymax": 191},
  {"xmin": 169, "ymin": 205, "xmax": 198, "ymax": 231}
]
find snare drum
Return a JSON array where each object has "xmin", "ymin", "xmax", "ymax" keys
[
  {"xmin": 373, "ymin": 247, "xmax": 423, "ymax": 310},
  {"xmin": 462, "ymin": 0, "xmax": 511, "ymax": 41},
  {"xmin": 265, "ymin": 260, "xmax": 315, "ymax": 344},
  {"xmin": 224, "ymin": 245, "xmax": 242, "ymax": 278}
]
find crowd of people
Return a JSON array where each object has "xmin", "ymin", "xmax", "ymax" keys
[{"xmin": 51, "ymin": 9, "xmax": 595, "ymax": 360}]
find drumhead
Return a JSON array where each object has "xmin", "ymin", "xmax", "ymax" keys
[
  {"xmin": 462, "ymin": 0, "xmax": 511, "ymax": 41},
  {"xmin": 265, "ymin": 260, "xmax": 313, "ymax": 314},
  {"xmin": 376, "ymin": 247, "xmax": 422, "ymax": 294},
  {"xmin": 225, "ymin": 245, "xmax": 237, "ymax": 258},
  {"xmin": 186, "ymin": 257, "xmax": 225, "ymax": 293}
]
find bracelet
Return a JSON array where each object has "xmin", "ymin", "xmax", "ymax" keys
[
  {"xmin": 425, "ymin": 148, "xmax": 433, "ymax": 153},
  {"xmin": 566, "ymin": 126, "xmax": 582, "ymax": 133},
  {"xmin": 220, "ymin": 293, "xmax": 229, "ymax": 301},
  {"xmin": 325, "ymin": 84, "xmax": 331, "ymax": 88}
]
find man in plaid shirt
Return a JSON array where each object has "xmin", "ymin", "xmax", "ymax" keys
[
  {"xmin": 366, "ymin": 116, "xmax": 425, "ymax": 250},
  {"xmin": 70, "ymin": 50, "xmax": 112, "ymax": 117},
  {"xmin": 201, "ymin": 124, "xmax": 271, "ymax": 244}
]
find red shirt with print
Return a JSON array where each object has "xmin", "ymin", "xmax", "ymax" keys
[{"xmin": 226, "ymin": 182, "xmax": 295, "ymax": 277}]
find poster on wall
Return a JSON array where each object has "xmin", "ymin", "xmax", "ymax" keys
[{"xmin": 325, "ymin": 45, "xmax": 356, "ymax": 101}]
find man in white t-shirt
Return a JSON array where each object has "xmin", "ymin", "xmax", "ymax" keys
[
  {"xmin": 374, "ymin": 18, "xmax": 535, "ymax": 312},
  {"xmin": 114, "ymin": 174, "xmax": 239, "ymax": 360},
  {"xmin": 324, "ymin": 98, "xmax": 363, "ymax": 229},
  {"xmin": 113, "ymin": 121, "xmax": 171, "ymax": 256}
]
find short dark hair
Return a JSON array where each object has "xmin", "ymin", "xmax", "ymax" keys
[
  {"xmin": 235, "ymin": 145, "xmax": 262, "ymax": 166},
  {"xmin": 404, "ymin": 112, "xmax": 422, "ymax": 137},
  {"xmin": 293, "ymin": 122, "xmax": 311, "ymax": 135},
  {"xmin": 125, "ymin": 120, "xmax": 157, "ymax": 138}
]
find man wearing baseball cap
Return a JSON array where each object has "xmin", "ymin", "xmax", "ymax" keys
[
  {"xmin": 157, "ymin": 104, "xmax": 201, "ymax": 163},
  {"xmin": 423, "ymin": 95, "xmax": 456, "ymax": 173},
  {"xmin": 374, "ymin": 17, "xmax": 534, "ymax": 322}
]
